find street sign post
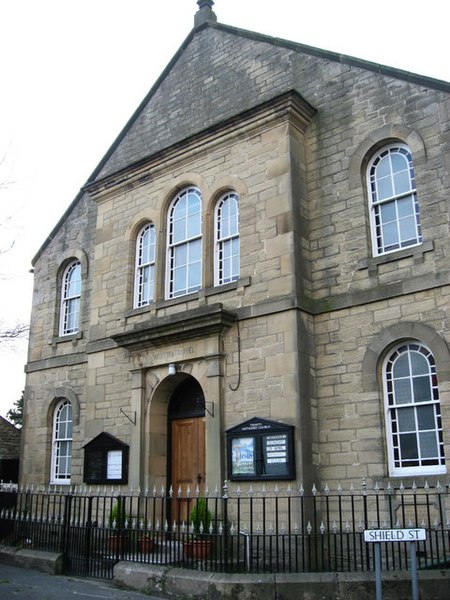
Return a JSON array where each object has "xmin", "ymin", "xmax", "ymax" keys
[{"xmin": 364, "ymin": 529, "xmax": 426, "ymax": 600}]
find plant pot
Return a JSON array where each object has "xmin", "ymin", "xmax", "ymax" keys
[
  {"xmin": 184, "ymin": 539, "xmax": 212, "ymax": 560},
  {"xmin": 138, "ymin": 537, "xmax": 155, "ymax": 554},
  {"xmin": 108, "ymin": 534, "xmax": 125, "ymax": 554}
]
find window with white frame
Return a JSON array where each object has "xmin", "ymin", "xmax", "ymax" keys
[
  {"xmin": 51, "ymin": 399, "xmax": 73, "ymax": 484},
  {"xmin": 60, "ymin": 260, "xmax": 81, "ymax": 335},
  {"xmin": 134, "ymin": 222, "xmax": 156, "ymax": 308},
  {"xmin": 215, "ymin": 192, "xmax": 239, "ymax": 285},
  {"xmin": 383, "ymin": 342, "xmax": 445, "ymax": 476},
  {"xmin": 167, "ymin": 187, "xmax": 202, "ymax": 298},
  {"xmin": 368, "ymin": 144, "xmax": 422, "ymax": 256}
]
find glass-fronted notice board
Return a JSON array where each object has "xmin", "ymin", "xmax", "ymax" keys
[{"xmin": 226, "ymin": 417, "xmax": 295, "ymax": 481}]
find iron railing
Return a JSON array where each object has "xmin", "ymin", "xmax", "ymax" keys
[{"xmin": 0, "ymin": 480, "xmax": 449, "ymax": 579}]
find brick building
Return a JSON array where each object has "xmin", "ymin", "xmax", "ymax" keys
[{"xmin": 21, "ymin": 1, "xmax": 449, "ymax": 497}]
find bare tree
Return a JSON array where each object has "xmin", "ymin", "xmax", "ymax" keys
[
  {"xmin": 0, "ymin": 321, "xmax": 29, "ymax": 342},
  {"xmin": 0, "ymin": 150, "xmax": 30, "ymax": 343}
]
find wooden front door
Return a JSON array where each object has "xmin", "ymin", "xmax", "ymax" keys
[{"xmin": 171, "ymin": 416, "xmax": 205, "ymax": 522}]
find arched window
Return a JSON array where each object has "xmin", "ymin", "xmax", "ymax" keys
[
  {"xmin": 60, "ymin": 260, "xmax": 81, "ymax": 336},
  {"xmin": 167, "ymin": 187, "xmax": 202, "ymax": 298},
  {"xmin": 215, "ymin": 192, "xmax": 239, "ymax": 285},
  {"xmin": 134, "ymin": 222, "xmax": 156, "ymax": 308},
  {"xmin": 50, "ymin": 399, "xmax": 73, "ymax": 484},
  {"xmin": 383, "ymin": 343, "xmax": 445, "ymax": 476},
  {"xmin": 368, "ymin": 144, "xmax": 422, "ymax": 255}
]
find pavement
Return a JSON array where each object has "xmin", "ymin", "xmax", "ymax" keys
[{"xmin": 0, "ymin": 563, "xmax": 161, "ymax": 600}]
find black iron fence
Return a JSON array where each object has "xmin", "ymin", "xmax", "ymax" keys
[{"xmin": 0, "ymin": 480, "xmax": 449, "ymax": 579}]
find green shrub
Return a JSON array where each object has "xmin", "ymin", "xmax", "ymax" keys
[{"xmin": 189, "ymin": 498, "xmax": 211, "ymax": 536}]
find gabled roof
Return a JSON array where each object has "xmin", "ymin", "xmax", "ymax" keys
[{"xmin": 32, "ymin": 12, "xmax": 450, "ymax": 265}]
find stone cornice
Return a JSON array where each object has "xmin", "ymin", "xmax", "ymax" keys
[
  {"xmin": 85, "ymin": 90, "xmax": 316, "ymax": 203},
  {"xmin": 112, "ymin": 303, "xmax": 237, "ymax": 350}
]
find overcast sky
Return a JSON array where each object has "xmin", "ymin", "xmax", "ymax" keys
[{"xmin": 0, "ymin": 0, "xmax": 448, "ymax": 420}]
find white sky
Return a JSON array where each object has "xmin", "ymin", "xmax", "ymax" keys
[{"xmin": 0, "ymin": 0, "xmax": 448, "ymax": 419}]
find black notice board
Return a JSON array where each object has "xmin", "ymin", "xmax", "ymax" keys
[{"xmin": 226, "ymin": 417, "xmax": 295, "ymax": 481}]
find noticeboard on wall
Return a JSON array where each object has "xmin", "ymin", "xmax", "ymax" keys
[
  {"xmin": 83, "ymin": 432, "xmax": 129, "ymax": 485},
  {"xmin": 226, "ymin": 417, "xmax": 295, "ymax": 481}
]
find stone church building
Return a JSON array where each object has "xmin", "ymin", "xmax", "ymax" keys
[{"xmin": 21, "ymin": 1, "xmax": 450, "ymax": 497}]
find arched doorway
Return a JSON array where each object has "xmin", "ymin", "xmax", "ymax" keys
[{"xmin": 168, "ymin": 377, "xmax": 206, "ymax": 521}]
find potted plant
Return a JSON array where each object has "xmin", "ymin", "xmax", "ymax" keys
[
  {"xmin": 108, "ymin": 501, "xmax": 128, "ymax": 554},
  {"xmin": 137, "ymin": 522, "xmax": 155, "ymax": 554},
  {"xmin": 184, "ymin": 498, "xmax": 212, "ymax": 560}
]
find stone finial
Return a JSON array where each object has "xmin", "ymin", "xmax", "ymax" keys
[{"xmin": 195, "ymin": 0, "xmax": 217, "ymax": 27}]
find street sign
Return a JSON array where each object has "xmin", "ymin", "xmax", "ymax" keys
[
  {"xmin": 364, "ymin": 528, "xmax": 427, "ymax": 600},
  {"xmin": 364, "ymin": 528, "xmax": 426, "ymax": 543}
]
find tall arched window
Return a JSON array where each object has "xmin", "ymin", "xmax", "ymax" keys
[
  {"xmin": 383, "ymin": 342, "xmax": 445, "ymax": 476},
  {"xmin": 368, "ymin": 144, "xmax": 422, "ymax": 256},
  {"xmin": 215, "ymin": 192, "xmax": 239, "ymax": 286},
  {"xmin": 50, "ymin": 399, "xmax": 73, "ymax": 484},
  {"xmin": 167, "ymin": 187, "xmax": 202, "ymax": 298},
  {"xmin": 60, "ymin": 260, "xmax": 81, "ymax": 336},
  {"xmin": 134, "ymin": 222, "xmax": 156, "ymax": 308}
]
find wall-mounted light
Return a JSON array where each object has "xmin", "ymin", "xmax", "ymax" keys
[{"xmin": 168, "ymin": 363, "xmax": 176, "ymax": 376}]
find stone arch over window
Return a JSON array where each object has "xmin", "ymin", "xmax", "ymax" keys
[
  {"xmin": 349, "ymin": 125, "xmax": 426, "ymax": 189},
  {"xmin": 362, "ymin": 322, "xmax": 450, "ymax": 393},
  {"xmin": 349, "ymin": 126, "xmax": 426, "ymax": 258},
  {"xmin": 362, "ymin": 324, "xmax": 449, "ymax": 477}
]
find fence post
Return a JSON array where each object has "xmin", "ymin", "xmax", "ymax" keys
[
  {"xmin": 62, "ymin": 492, "xmax": 72, "ymax": 556},
  {"xmin": 362, "ymin": 478, "xmax": 370, "ymax": 570},
  {"xmin": 223, "ymin": 480, "xmax": 229, "ymax": 571},
  {"xmin": 84, "ymin": 495, "xmax": 93, "ymax": 576}
]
